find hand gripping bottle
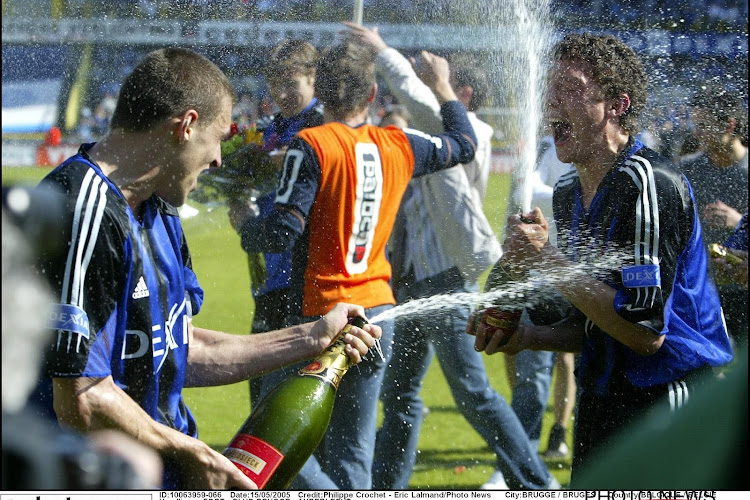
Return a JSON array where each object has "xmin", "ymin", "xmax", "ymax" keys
[
  {"xmin": 224, "ymin": 316, "xmax": 367, "ymax": 490},
  {"xmin": 708, "ymin": 243, "xmax": 744, "ymax": 286},
  {"xmin": 467, "ymin": 258, "xmax": 524, "ymax": 347}
]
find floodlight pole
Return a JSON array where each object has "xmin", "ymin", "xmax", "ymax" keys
[{"xmin": 352, "ymin": 0, "xmax": 364, "ymax": 25}]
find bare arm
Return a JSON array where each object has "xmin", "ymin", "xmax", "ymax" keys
[
  {"xmin": 52, "ymin": 376, "xmax": 257, "ymax": 490},
  {"xmin": 186, "ymin": 302, "xmax": 381, "ymax": 387}
]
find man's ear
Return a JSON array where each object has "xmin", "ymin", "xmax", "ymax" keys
[
  {"xmin": 725, "ymin": 116, "xmax": 738, "ymax": 136},
  {"xmin": 457, "ymin": 85, "xmax": 474, "ymax": 109},
  {"xmin": 610, "ymin": 94, "xmax": 631, "ymax": 117},
  {"xmin": 176, "ymin": 110, "xmax": 199, "ymax": 142},
  {"xmin": 367, "ymin": 82, "xmax": 378, "ymax": 104}
]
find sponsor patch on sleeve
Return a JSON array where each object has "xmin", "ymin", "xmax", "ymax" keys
[
  {"xmin": 48, "ymin": 303, "xmax": 90, "ymax": 339},
  {"xmin": 621, "ymin": 264, "xmax": 661, "ymax": 288}
]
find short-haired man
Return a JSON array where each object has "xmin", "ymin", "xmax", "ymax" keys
[
  {"xmin": 234, "ymin": 41, "xmax": 477, "ymax": 489},
  {"xmin": 30, "ymin": 47, "xmax": 381, "ymax": 490},
  {"xmin": 471, "ymin": 33, "xmax": 733, "ymax": 485}
]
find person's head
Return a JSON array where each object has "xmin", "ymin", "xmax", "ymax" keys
[
  {"xmin": 449, "ymin": 53, "xmax": 490, "ymax": 112},
  {"xmin": 690, "ymin": 83, "xmax": 748, "ymax": 152},
  {"xmin": 546, "ymin": 33, "xmax": 647, "ymax": 164},
  {"xmin": 263, "ymin": 39, "xmax": 318, "ymax": 118},
  {"xmin": 379, "ymin": 106, "xmax": 411, "ymax": 129},
  {"xmin": 315, "ymin": 41, "xmax": 377, "ymax": 120},
  {"xmin": 110, "ymin": 47, "xmax": 235, "ymax": 134},
  {"xmin": 110, "ymin": 47, "xmax": 236, "ymax": 207}
]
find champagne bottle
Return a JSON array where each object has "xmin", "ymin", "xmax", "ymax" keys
[
  {"xmin": 468, "ymin": 213, "xmax": 534, "ymax": 344},
  {"xmin": 223, "ymin": 316, "xmax": 367, "ymax": 490},
  {"xmin": 708, "ymin": 243, "xmax": 744, "ymax": 286},
  {"xmin": 467, "ymin": 258, "xmax": 525, "ymax": 347}
]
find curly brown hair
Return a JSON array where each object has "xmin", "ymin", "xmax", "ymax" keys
[
  {"xmin": 551, "ymin": 33, "xmax": 648, "ymax": 135},
  {"xmin": 315, "ymin": 41, "xmax": 376, "ymax": 120},
  {"xmin": 111, "ymin": 47, "xmax": 236, "ymax": 133}
]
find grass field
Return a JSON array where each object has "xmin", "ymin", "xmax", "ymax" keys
[{"xmin": 2, "ymin": 165, "xmax": 572, "ymax": 489}]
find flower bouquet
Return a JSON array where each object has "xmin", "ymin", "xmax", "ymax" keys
[{"xmin": 197, "ymin": 123, "xmax": 281, "ymax": 202}]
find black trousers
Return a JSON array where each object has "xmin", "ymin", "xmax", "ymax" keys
[{"xmin": 570, "ymin": 367, "xmax": 714, "ymax": 487}]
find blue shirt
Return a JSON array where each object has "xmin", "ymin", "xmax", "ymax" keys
[
  {"xmin": 32, "ymin": 145, "xmax": 203, "ymax": 489},
  {"xmin": 251, "ymin": 99, "xmax": 324, "ymax": 297},
  {"xmin": 553, "ymin": 139, "xmax": 733, "ymax": 394}
]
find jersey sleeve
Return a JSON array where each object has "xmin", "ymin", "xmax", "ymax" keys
[
  {"xmin": 610, "ymin": 158, "xmax": 687, "ymax": 334},
  {"xmin": 43, "ymin": 195, "xmax": 127, "ymax": 378},
  {"xmin": 406, "ymin": 101, "xmax": 477, "ymax": 177},
  {"xmin": 240, "ymin": 137, "xmax": 319, "ymax": 254}
]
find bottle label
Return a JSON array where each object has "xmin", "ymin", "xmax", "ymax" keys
[
  {"xmin": 298, "ymin": 329, "xmax": 351, "ymax": 390},
  {"xmin": 224, "ymin": 434, "xmax": 284, "ymax": 489}
]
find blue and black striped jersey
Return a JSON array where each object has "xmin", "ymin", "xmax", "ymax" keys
[
  {"xmin": 31, "ymin": 144, "xmax": 204, "ymax": 488},
  {"xmin": 553, "ymin": 138, "xmax": 733, "ymax": 394}
]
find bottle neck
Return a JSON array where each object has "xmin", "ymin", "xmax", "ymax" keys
[{"xmin": 297, "ymin": 318, "xmax": 365, "ymax": 389}]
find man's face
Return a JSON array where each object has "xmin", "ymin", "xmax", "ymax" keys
[
  {"xmin": 163, "ymin": 96, "xmax": 232, "ymax": 207},
  {"xmin": 268, "ymin": 71, "xmax": 315, "ymax": 118},
  {"xmin": 692, "ymin": 107, "xmax": 730, "ymax": 153},
  {"xmin": 546, "ymin": 59, "xmax": 609, "ymax": 165}
]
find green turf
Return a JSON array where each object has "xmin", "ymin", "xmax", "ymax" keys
[{"xmin": 2, "ymin": 166, "xmax": 572, "ymax": 488}]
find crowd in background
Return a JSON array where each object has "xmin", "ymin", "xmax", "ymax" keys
[
  {"xmin": 52, "ymin": 0, "xmax": 749, "ymax": 32},
  {"xmin": 74, "ymin": 49, "xmax": 744, "ymax": 169}
]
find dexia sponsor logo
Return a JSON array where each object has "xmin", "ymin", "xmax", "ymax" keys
[
  {"xmin": 48, "ymin": 304, "xmax": 89, "ymax": 338},
  {"xmin": 621, "ymin": 264, "xmax": 661, "ymax": 288}
]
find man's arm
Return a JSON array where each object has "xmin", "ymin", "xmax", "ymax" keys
[
  {"xmin": 502, "ymin": 209, "xmax": 666, "ymax": 356},
  {"xmin": 52, "ymin": 376, "xmax": 257, "ymax": 490},
  {"xmin": 236, "ymin": 138, "xmax": 318, "ymax": 254},
  {"xmin": 345, "ymin": 22, "xmax": 443, "ymax": 134},
  {"xmin": 406, "ymin": 99, "xmax": 477, "ymax": 178},
  {"xmin": 185, "ymin": 303, "xmax": 382, "ymax": 387},
  {"xmin": 403, "ymin": 50, "xmax": 475, "ymax": 177}
]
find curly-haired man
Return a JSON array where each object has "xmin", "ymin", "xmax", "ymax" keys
[{"xmin": 471, "ymin": 33, "xmax": 733, "ymax": 486}]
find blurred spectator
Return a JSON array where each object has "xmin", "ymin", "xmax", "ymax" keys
[
  {"xmin": 681, "ymin": 82, "xmax": 748, "ymax": 348},
  {"xmin": 91, "ymin": 88, "xmax": 118, "ymax": 138},
  {"xmin": 227, "ymin": 39, "xmax": 324, "ymax": 412},
  {"xmin": 78, "ymin": 107, "xmax": 95, "ymax": 142},
  {"xmin": 378, "ymin": 105, "xmax": 411, "ymax": 128},
  {"xmin": 232, "ymin": 93, "xmax": 259, "ymax": 130}
]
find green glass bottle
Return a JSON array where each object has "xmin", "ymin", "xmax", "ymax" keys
[
  {"xmin": 466, "ymin": 258, "xmax": 524, "ymax": 346},
  {"xmin": 223, "ymin": 316, "xmax": 367, "ymax": 490}
]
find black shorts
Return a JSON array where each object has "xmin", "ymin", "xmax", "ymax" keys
[{"xmin": 570, "ymin": 366, "xmax": 715, "ymax": 486}]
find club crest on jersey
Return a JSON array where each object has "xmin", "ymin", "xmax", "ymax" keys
[
  {"xmin": 48, "ymin": 304, "xmax": 90, "ymax": 338},
  {"xmin": 621, "ymin": 264, "xmax": 661, "ymax": 288},
  {"xmin": 346, "ymin": 143, "xmax": 383, "ymax": 275},
  {"xmin": 132, "ymin": 275, "xmax": 150, "ymax": 299}
]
